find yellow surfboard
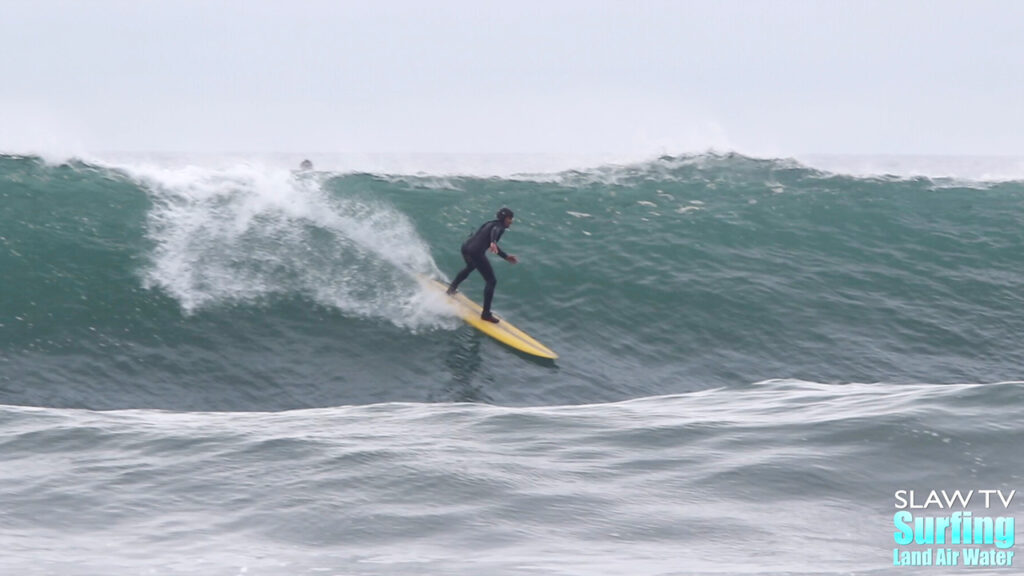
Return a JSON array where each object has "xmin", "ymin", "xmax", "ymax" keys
[{"xmin": 422, "ymin": 277, "xmax": 558, "ymax": 360}]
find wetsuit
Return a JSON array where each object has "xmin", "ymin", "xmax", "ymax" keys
[{"xmin": 448, "ymin": 219, "xmax": 510, "ymax": 316}]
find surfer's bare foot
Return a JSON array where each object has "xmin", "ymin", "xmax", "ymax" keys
[
  {"xmin": 446, "ymin": 286, "xmax": 458, "ymax": 295},
  {"xmin": 481, "ymin": 313, "xmax": 499, "ymax": 324}
]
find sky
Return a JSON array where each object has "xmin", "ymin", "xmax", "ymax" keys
[{"xmin": 2, "ymin": 0, "xmax": 1023, "ymax": 158}]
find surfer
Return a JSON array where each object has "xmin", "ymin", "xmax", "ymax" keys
[{"xmin": 447, "ymin": 208, "xmax": 518, "ymax": 323}]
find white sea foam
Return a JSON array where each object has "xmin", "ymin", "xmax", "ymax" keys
[
  {"xmin": 14, "ymin": 149, "xmax": 1024, "ymax": 184},
  {"xmin": 107, "ymin": 160, "xmax": 450, "ymax": 329}
]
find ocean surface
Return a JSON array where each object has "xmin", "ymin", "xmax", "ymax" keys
[{"xmin": 2, "ymin": 151, "xmax": 1023, "ymax": 574}]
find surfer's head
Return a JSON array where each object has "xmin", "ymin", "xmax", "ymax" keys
[{"xmin": 496, "ymin": 207, "xmax": 514, "ymax": 226}]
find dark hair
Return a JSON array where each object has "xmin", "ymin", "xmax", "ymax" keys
[{"xmin": 496, "ymin": 207, "xmax": 514, "ymax": 221}]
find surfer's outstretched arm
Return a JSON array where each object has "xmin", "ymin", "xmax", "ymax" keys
[{"xmin": 489, "ymin": 242, "xmax": 517, "ymax": 263}]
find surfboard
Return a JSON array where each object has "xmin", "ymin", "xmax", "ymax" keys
[{"xmin": 421, "ymin": 277, "xmax": 558, "ymax": 360}]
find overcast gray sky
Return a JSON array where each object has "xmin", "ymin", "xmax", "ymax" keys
[{"xmin": 2, "ymin": 0, "xmax": 1023, "ymax": 157}]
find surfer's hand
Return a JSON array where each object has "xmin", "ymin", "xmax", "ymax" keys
[
  {"xmin": 506, "ymin": 255, "xmax": 518, "ymax": 264},
  {"xmin": 489, "ymin": 242, "xmax": 499, "ymax": 254}
]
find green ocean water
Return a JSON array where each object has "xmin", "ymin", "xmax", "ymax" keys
[
  {"xmin": 3, "ymin": 152, "xmax": 1024, "ymax": 575},
  {"xmin": 3, "ymin": 153, "xmax": 1024, "ymax": 410}
]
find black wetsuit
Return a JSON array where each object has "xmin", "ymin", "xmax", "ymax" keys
[{"xmin": 448, "ymin": 219, "xmax": 509, "ymax": 316}]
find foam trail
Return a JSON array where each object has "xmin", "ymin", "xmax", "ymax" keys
[{"xmin": 118, "ymin": 161, "xmax": 449, "ymax": 329}]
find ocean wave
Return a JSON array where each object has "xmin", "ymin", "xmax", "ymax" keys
[
  {"xmin": 1, "ymin": 379, "xmax": 1021, "ymax": 574},
  {"xmin": 3, "ymin": 152, "xmax": 1024, "ymax": 413}
]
